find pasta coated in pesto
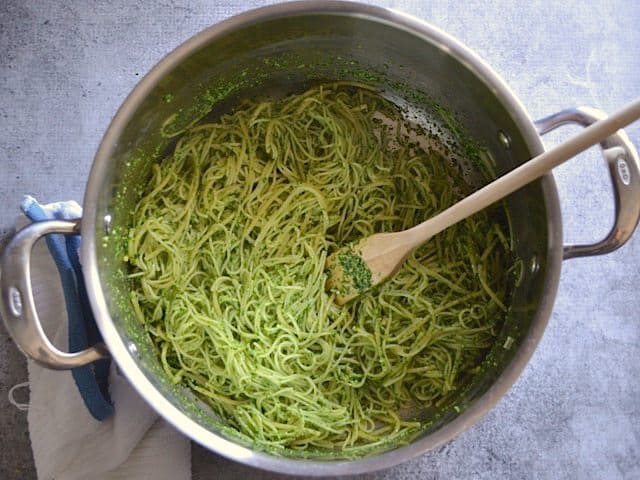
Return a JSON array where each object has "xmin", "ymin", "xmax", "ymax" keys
[{"xmin": 126, "ymin": 83, "xmax": 512, "ymax": 454}]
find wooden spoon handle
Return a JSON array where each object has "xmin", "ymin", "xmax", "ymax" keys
[{"xmin": 403, "ymin": 97, "xmax": 640, "ymax": 248}]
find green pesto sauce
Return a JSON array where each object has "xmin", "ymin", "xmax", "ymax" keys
[
  {"xmin": 107, "ymin": 53, "xmax": 514, "ymax": 459},
  {"xmin": 338, "ymin": 251, "xmax": 373, "ymax": 292}
]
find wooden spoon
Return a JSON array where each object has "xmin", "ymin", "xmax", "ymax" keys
[{"xmin": 326, "ymin": 97, "xmax": 640, "ymax": 305}]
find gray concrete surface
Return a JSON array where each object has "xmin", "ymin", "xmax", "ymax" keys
[{"xmin": 1, "ymin": 1, "xmax": 639, "ymax": 479}]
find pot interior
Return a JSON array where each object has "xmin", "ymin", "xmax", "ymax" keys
[{"xmin": 94, "ymin": 8, "xmax": 551, "ymax": 462}]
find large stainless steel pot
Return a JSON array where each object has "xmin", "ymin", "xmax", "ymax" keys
[{"xmin": 2, "ymin": 1, "xmax": 639, "ymax": 476}]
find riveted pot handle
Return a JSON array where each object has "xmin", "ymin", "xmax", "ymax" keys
[
  {"xmin": 0, "ymin": 219, "xmax": 109, "ymax": 369},
  {"xmin": 535, "ymin": 107, "xmax": 640, "ymax": 259}
]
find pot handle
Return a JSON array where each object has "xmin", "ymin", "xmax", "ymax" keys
[
  {"xmin": 0, "ymin": 219, "xmax": 109, "ymax": 369},
  {"xmin": 534, "ymin": 107, "xmax": 640, "ymax": 259}
]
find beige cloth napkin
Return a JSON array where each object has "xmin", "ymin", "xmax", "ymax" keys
[{"xmin": 15, "ymin": 205, "xmax": 191, "ymax": 480}]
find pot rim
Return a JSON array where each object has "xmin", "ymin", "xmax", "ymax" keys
[{"xmin": 81, "ymin": 1, "xmax": 563, "ymax": 475}]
